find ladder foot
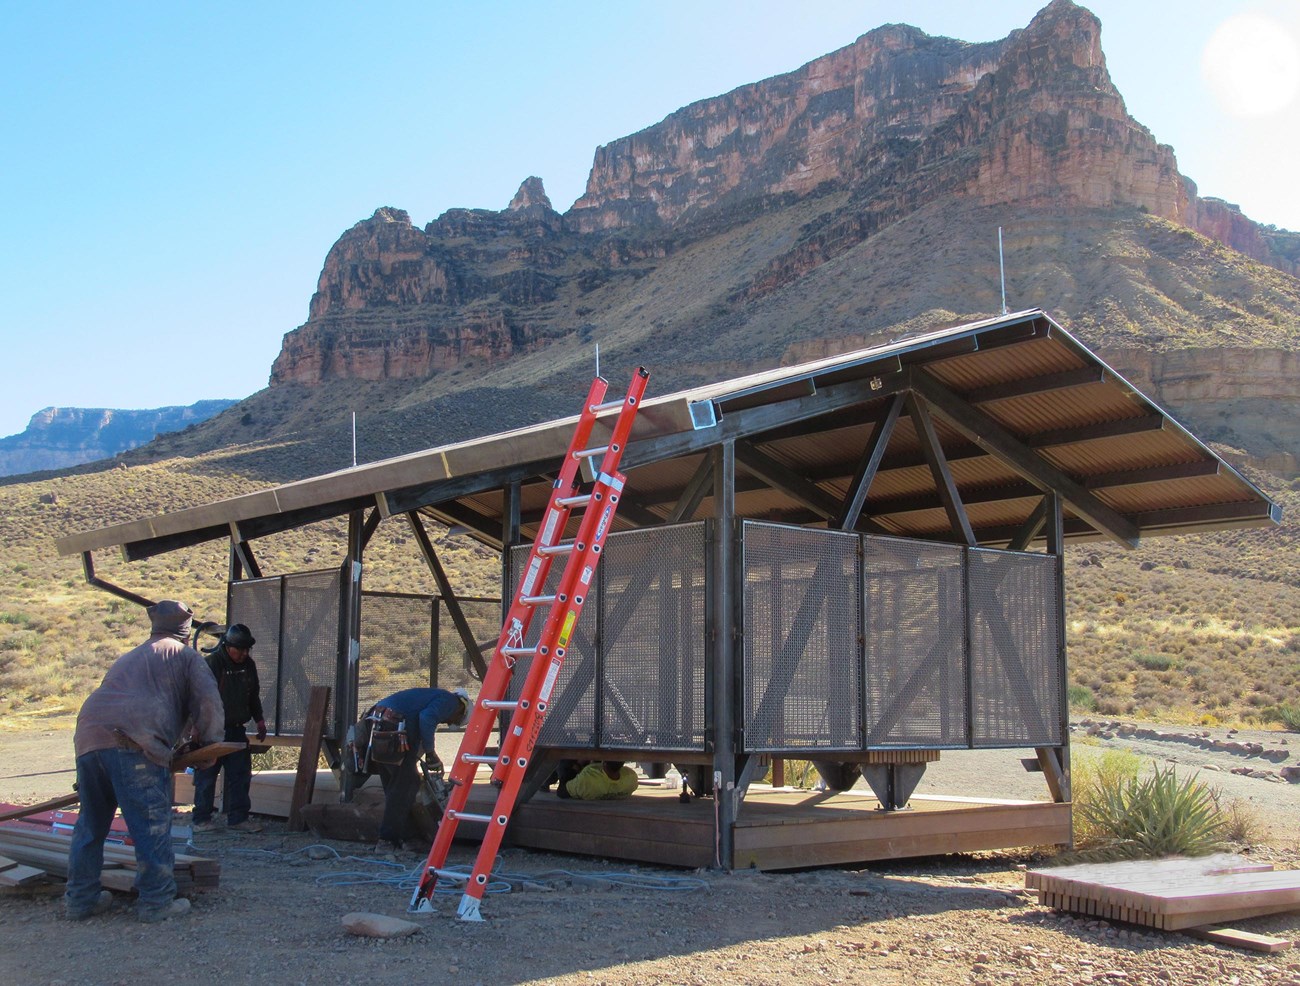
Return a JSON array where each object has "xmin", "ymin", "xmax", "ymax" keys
[{"xmin": 456, "ymin": 894, "xmax": 485, "ymax": 922}]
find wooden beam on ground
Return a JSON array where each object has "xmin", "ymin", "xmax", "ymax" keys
[
  {"xmin": 1183, "ymin": 927, "xmax": 1293, "ymax": 953},
  {"xmin": 288, "ymin": 685, "xmax": 331, "ymax": 832}
]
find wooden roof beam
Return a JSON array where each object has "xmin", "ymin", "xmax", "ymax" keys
[
  {"xmin": 1082, "ymin": 459, "xmax": 1221, "ymax": 489},
  {"xmin": 908, "ymin": 369, "xmax": 1140, "ymax": 548}
]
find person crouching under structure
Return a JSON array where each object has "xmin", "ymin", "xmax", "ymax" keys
[{"xmin": 348, "ymin": 687, "xmax": 470, "ymax": 849}]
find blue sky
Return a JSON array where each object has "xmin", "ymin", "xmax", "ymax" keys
[{"xmin": 1, "ymin": 1, "xmax": 1296, "ymax": 440}]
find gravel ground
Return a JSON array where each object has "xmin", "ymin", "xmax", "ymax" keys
[{"xmin": 2, "ymin": 719, "xmax": 1299, "ymax": 986}]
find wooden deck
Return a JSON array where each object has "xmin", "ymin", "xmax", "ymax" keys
[
  {"xmin": 185, "ymin": 771, "xmax": 1070, "ymax": 871},
  {"xmin": 487, "ymin": 783, "xmax": 1071, "ymax": 871}
]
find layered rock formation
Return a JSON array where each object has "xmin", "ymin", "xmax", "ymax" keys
[
  {"xmin": 263, "ymin": 0, "xmax": 1300, "ymax": 474},
  {"xmin": 0, "ymin": 400, "xmax": 236, "ymax": 477}
]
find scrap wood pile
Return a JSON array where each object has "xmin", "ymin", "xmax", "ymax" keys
[{"xmin": 0, "ymin": 804, "xmax": 219, "ymax": 893}]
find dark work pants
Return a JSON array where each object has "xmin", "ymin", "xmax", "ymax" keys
[
  {"xmin": 192, "ymin": 724, "xmax": 251, "ymax": 825},
  {"xmin": 376, "ymin": 746, "xmax": 422, "ymax": 846},
  {"xmin": 65, "ymin": 748, "xmax": 175, "ymax": 918}
]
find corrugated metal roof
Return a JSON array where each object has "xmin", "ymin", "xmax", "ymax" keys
[{"xmin": 57, "ymin": 308, "xmax": 1280, "ymax": 561}]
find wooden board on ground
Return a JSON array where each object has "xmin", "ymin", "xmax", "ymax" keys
[
  {"xmin": 1184, "ymin": 926, "xmax": 1294, "ymax": 953},
  {"xmin": 1025, "ymin": 854, "xmax": 1300, "ymax": 931}
]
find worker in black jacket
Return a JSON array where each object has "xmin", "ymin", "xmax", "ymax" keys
[{"xmin": 192, "ymin": 624, "xmax": 266, "ymax": 833}]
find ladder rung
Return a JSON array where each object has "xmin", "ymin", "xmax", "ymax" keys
[
  {"xmin": 501, "ymin": 646, "xmax": 536, "ymax": 657},
  {"xmin": 434, "ymin": 868, "xmax": 469, "ymax": 883},
  {"xmin": 555, "ymin": 494, "xmax": 591, "ymax": 508},
  {"xmin": 461, "ymin": 754, "xmax": 498, "ymax": 765},
  {"xmin": 480, "ymin": 699, "xmax": 518, "ymax": 710},
  {"xmin": 573, "ymin": 445, "xmax": 609, "ymax": 459},
  {"xmin": 520, "ymin": 594, "xmax": 556, "ymax": 606},
  {"xmin": 537, "ymin": 543, "xmax": 574, "ymax": 557},
  {"xmin": 589, "ymin": 399, "xmax": 626, "ymax": 413},
  {"xmin": 450, "ymin": 811, "xmax": 493, "ymax": 824}
]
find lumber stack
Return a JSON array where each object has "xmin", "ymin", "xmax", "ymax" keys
[
  {"xmin": 0, "ymin": 823, "xmax": 218, "ymax": 893},
  {"xmin": 1025, "ymin": 853, "xmax": 1300, "ymax": 931}
]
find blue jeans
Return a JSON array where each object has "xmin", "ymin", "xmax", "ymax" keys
[
  {"xmin": 192, "ymin": 724, "xmax": 251, "ymax": 824},
  {"xmin": 65, "ymin": 747, "xmax": 176, "ymax": 917}
]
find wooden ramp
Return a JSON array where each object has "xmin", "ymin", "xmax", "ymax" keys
[
  {"xmin": 1025, "ymin": 854, "xmax": 1300, "ymax": 931},
  {"xmin": 204, "ymin": 771, "xmax": 1070, "ymax": 870}
]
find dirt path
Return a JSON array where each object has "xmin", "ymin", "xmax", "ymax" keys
[{"xmin": 3, "ymin": 720, "xmax": 1299, "ymax": 986}]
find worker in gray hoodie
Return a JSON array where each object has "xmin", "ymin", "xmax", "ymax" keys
[{"xmin": 64, "ymin": 600, "xmax": 223, "ymax": 923}]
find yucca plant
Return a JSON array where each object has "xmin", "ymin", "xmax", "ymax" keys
[{"xmin": 1074, "ymin": 764, "xmax": 1227, "ymax": 860}]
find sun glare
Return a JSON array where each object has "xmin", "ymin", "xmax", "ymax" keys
[{"xmin": 1201, "ymin": 13, "xmax": 1300, "ymax": 118}]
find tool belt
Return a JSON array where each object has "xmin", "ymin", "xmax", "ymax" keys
[
  {"xmin": 113, "ymin": 729, "xmax": 144, "ymax": 753},
  {"xmin": 360, "ymin": 705, "xmax": 409, "ymax": 767}
]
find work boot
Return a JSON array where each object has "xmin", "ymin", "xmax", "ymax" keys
[
  {"xmin": 226, "ymin": 819, "xmax": 263, "ymax": 833},
  {"xmin": 192, "ymin": 817, "xmax": 220, "ymax": 832},
  {"xmin": 138, "ymin": 897, "xmax": 191, "ymax": 924},
  {"xmin": 65, "ymin": 890, "xmax": 113, "ymax": 921}
]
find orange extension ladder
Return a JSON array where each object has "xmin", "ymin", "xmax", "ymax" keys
[{"xmin": 410, "ymin": 366, "xmax": 650, "ymax": 921}]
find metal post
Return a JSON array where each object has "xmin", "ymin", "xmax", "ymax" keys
[
  {"xmin": 1047, "ymin": 491, "xmax": 1071, "ymax": 804},
  {"xmin": 336, "ymin": 510, "xmax": 365, "ymax": 751},
  {"xmin": 710, "ymin": 441, "xmax": 737, "ymax": 869}
]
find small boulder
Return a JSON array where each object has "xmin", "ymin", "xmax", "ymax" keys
[{"xmin": 341, "ymin": 912, "xmax": 421, "ymax": 939}]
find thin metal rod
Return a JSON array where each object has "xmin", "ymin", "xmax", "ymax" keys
[{"xmin": 998, "ymin": 227, "xmax": 1008, "ymax": 315}]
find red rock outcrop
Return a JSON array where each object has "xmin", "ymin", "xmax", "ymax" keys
[{"xmin": 270, "ymin": 0, "xmax": 1298, "ymax": 399}]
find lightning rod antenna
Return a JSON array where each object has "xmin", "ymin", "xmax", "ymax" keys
[
  {"xmin": 351, "ymin": 411, "xmax": 357, "ymax": 468},
  {"xmin": 595, "ymin": 342, "xmax": 601, "ymax": 380}
]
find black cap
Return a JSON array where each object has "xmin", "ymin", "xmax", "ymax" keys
[{"xmin": 223, "ymin": 623, "xmax": 256, "ymax": 649}]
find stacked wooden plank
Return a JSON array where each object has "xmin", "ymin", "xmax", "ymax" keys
[
  {"xmin": 1025, "ymin": 853, "xmax": 1300, "ymax": 931},
  {"xmin": 0, "ymin": 823, "xmax": 218, "ymax": 893}
]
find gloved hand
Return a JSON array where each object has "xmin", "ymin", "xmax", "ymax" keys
[{"xmin": 256, "ymin": 720, "xmax": 267, "ymax": 742}]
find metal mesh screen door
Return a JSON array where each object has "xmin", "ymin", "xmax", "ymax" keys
[
  {"xmin": 862, "ymin": 536, "xmax": 967, "ymax": 747},
  {"xmin": 229, "ymin": 569, "xmax": 341, "ymax": 737},
  {"xmin": 598, "ymin": 523, "xmax": 707, "ymax": 751},
  {"xmin": 968, "ymin": 548, "xmax": 1063, "ymax": 747},
  {"xmin": 227, "ymin": 578, "xmax": 283, "ymax": 732},
  {"xmin": 278, "ymin": 570, "xmax": 342, "ymax": 736},
  {"xmin": 741, "ymin": 522, "xmax": 862, "ymax": 751}
]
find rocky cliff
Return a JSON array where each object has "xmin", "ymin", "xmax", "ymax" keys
[
  {"xmin": 0, "ymin": 400, "xmax": 236, "ymax": 477},
  {"xmin": 260, "ymin": 0, "xmax": 1299, "ymax": 476}
]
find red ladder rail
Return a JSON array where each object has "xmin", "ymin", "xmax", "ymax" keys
[{"xmin": 410, "ymin": 366, "xmax": 649, "ymax": 920}]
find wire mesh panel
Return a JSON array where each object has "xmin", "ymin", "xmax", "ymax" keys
[
  {"xmin": 741, "ymin": 522, "xmax": 862, "ymax": 752},
  {"xmin": 435, "ymin": 597, "xmax": 499, "ymax": 687},
  {"xmin": 968, "ymin": 548, "xmax": 1062, "ymax": 747},
  {"xmin": 359, "ymin": 592, "xmax": 434, "ymax": 712},
  {"xmin": 228, "ymin": 578, "xmax": 283, "ymax": 733},
  {"xmin": 506, "ymin": 542, "xmax": 600, "ymax": 747},
  {"xmin": 276, "ymin": 570, "xmax": 342, "ymax": 736},
  {"xmin": 599, "ymin": 523, "xmax": 707, "ymax": 751},
  {"xmin": 862, "ymin": 536, "xmax": 967, "ymax": 747}
]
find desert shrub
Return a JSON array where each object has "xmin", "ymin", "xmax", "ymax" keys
[
  {"xmin": 1133, "ymin": 652, "xmax": 1175, "ymax": 671},
  {"xmin": 1067, "ymin": 684, "xmax": 1097, "ymax": 711},
  {"xmin": 1212, "ymin": 791, "xmax": 1264, "ymax": 846},
  {"xmin": 1266, "ymin": 702, "xmax": 1300, "ymax": 732},
  {"xmin": 780, "ymin": 759, "xmax": 821, "ymax": 790},
  {"xmin": 1074, "ymin": 764, "xmax": 1227, "ymax": 860}
]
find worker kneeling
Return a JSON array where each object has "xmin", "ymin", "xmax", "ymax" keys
[
  {"xmin": 562, "ymin": 760, "xmax": 639, "ymax": 800},
  {"xmin": 348, "ymin": 687, "xmax": 470, "ymax": 849}
]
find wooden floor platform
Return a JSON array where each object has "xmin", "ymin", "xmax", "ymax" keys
[
  {"xmin": 1025, "ymin": 853, "xmax": 1300, "ymax": 931},
  {"xmin": 186, "ymin": 770, "xmax": 1070, "ymax": 871},
  {"xmin": 484, "ymin": 784, "xmax": 1070, "ymax": 871}
]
